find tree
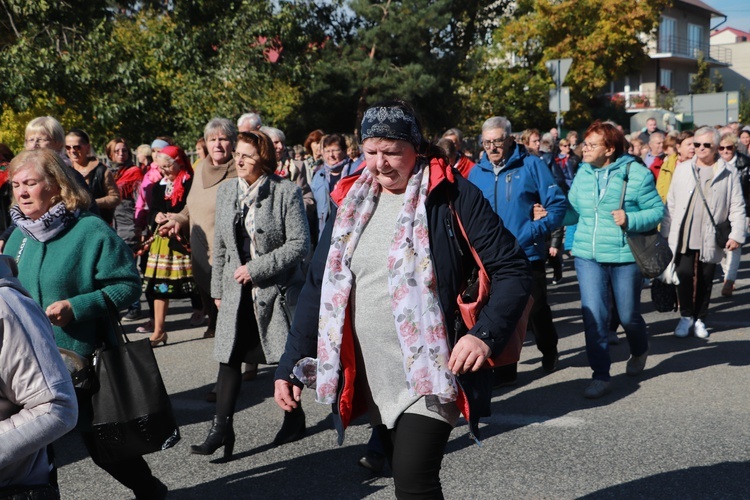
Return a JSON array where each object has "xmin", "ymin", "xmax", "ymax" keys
[{"xmin": 463, "ymin": 0, "xmax": 670, "ymax": 133}]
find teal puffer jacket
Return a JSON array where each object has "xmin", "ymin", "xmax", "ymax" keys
[{"xmin": 567, "ymin": 155, "xmax": 664, "ymax": 263}]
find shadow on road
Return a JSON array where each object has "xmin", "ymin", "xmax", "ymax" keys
[{"xmin": 579, "ymin": 460, "xmax": 750, "ymax": 499}]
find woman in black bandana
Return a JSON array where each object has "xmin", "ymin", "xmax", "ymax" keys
[{"xmin": 274, "ymin": 100, "xmax": 531, "ymax": 499}]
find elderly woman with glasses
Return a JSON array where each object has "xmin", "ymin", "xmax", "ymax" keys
[
  {"xmin": 565, "ymin": 121, "xmax": 664, "ymax": 399},
  {"xmin": 189, "ymin": 131, "xmax": 309, "ymax": 459},
  {"xmin": 662, "ymin": 127, "xmax": 746, "ymax": 338},
  {"xmin": 310, "ymin": 133, "xmax": 357, "ymax": 242},
  {"xmin": 715, "ymin": 133, "xmax": 750, "ymax": 296}
]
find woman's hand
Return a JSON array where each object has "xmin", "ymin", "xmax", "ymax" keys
[
  {"xmin": 45, "ymin": 300, "xmax": 74, "ymax": 327},
  {"xmin": 549, "ymin": 247, "xmax": 559, "ymax": 257},
  {"xmin": 233, "ymin": 265, "xmax": 252, "ymax": 285},
  {"xmin": 274, "ymin": 379, "xmax": 302, "ymax": 411},
  {"xmin": 726, "ymin": 239, "xmax": 740, "ymax": 251},
  {"xmin": 214, "ymin": 298, "xmax": 221, "ymax": 309},
  {"xmin": 532, "ymin": 203, "xmax": 547, "ymax": 221},
  {"xmin": 448, "ymin": 334, "xmax": 491, "ymax": 375},
  {"xmin": 611, "ymin": 209, "xmax": 628, "ymax": 227},
  {"xmin": 154, "ymin": 212, "xmax": 168, "ymax": 225},
  {"xmin": 157, "ymin": 219, "xmax": 181, "ymax": 238}
]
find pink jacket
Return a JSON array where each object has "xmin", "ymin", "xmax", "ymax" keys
[{"xmin": 135, "ymin": 163, "xmax": 163, "ymax": 230}]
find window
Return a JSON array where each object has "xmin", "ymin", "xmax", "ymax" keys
[
  {"xmin": 660, "ymin": 17, "xmax": 676, "ymax": 52},
  {"xmin": 688, "ymin": 24, "xmax": 704, "ymax": 57},
  {"xmin": 660, "ymin": 69, "xmax": 673, "ymax": 90}
]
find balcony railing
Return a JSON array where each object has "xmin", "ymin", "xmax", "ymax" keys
[{"xmin": 651, "ymin": 34, "xmax": 731, "ymax": 65}]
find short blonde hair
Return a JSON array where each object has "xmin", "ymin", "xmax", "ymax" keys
[
  {"xmin": 25, "ymin": 116, "xmax": 65, "ymax": 150},
  {"xmin": 9, "ymin": 149, "xmax": 91, "ymax": 212}
]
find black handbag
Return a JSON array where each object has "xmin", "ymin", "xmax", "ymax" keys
[
  {"xmin": 692, "ymin": 165, "xmax": 732, "ymax": 247},
  {"xmin": 90, "ymin": 296, "xmax": 180, "ymax": 463},
  {"xmin": 651, "ymin": 278, "xmax": 677, "ymax": 312},
  {"xmin": 619, "ymin": 164, "xmax": 673, "ymax": 279}
]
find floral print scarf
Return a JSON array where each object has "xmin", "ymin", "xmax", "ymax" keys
[{"xmin": 314, "ymin": 163, "xmax": 457, "ymax": 405}]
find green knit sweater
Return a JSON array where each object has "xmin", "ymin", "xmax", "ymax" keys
[{"xmin": 4, "ymin": 212, "xmax": 141, "ymax": 356}]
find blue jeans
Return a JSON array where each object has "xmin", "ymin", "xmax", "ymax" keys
[{"xmin": 575, "ymin": 258, "xmax": 649, "ymax": 381}]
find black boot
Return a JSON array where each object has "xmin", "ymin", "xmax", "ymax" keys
[
  {"xmin": 190, "ymin": 415, "xmax": 235, "ymax": 459},
  {"xmin": 272, "ymin": 404, "xmax": 306, "ymax": 446}
]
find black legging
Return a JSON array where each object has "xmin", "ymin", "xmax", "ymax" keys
[
  {"xmin": 216, "ymin": 286, "xmax": 260, "ymax": 418},
  {"xmin": 376, "ymin": 414, "xmax": 453, "ymax": 500}
]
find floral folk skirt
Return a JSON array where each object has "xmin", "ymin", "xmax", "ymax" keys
[{"xmin": 143, "ymin": 235, "xmax": 196, "ymax": 298}]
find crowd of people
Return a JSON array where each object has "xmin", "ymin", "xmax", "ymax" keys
[{"xmin": 0, "ymin": 106, "xmax": 747, "ymax": 499}]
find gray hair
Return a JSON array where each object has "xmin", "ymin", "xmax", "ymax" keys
[
  {"xmin": 648, "ymin": 132, "xmax": 665, "ymax": 144},
  {"xmin": 237, "ymin": 112, "xmax": 262, "ymax": 131},
  {"xmin": 260, "ymin": 126, "xmax": 285, "ymax": 144},
  {"xmin": 442, "ymin": 128, "xmax": 464, "ymax": 144},
  {"xmin": 204, "ymin": 117, "xmax": 237, "ymax": 145},
  {"xmin": 694, "ymin": 126, "xmax": 720, "ymax": 146},
  {"xmin": 481, "ymin": 117, "xmax": 512, "ymax": 135}
]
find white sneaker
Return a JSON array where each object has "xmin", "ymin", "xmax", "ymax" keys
[
  {"xmin": 674, "ymin": 317, "xmax": 694, "ymax": 338},
  {"xmin": 694, "ymin": 319, "xmax": 709, "ymax": 339}
]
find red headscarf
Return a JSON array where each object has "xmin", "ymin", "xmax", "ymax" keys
[{"xmin": 160, "ymin": 145, "xmax": 194, "ymax": 207}]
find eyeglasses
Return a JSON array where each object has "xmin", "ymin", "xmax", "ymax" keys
[
  {"xmin": 65, "ymin": 145, "xmax": 82, "ymax": 151},
  {"xmin": 717, "ymin": 145, "xmax": 734, "ymax": 152},
  {"xmin": 232, "ymin": 151, "xmax": 258, "ymax": 162},
  {"xmin": 482, "ymin": 138, "xmax": 505, "ymax": 149},
  {"xmin": 693, "ymin": 142, "xmax": 713, "ymax": 149},
  {"xmin": 582, "ymin": 142, "xmax": 602, "ymax": 150},
  {"xmin": 25, "ymin": 137, "xmax": 50, "ymax": 146},
  {"xmin": 323, "ymin": 148, "xmax": 342, "ymax": 155}
]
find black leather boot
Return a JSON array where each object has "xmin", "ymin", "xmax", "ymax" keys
[
  {"xmin": 272, "ymin": 403, "xmax": 306, "ymax": 446},
  {"xmin": 190, "ymin": 415, "xmax": 235, "ymax": 459}
]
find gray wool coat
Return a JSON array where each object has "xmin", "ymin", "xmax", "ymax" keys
[{"xmin": 211, "ymin": 175, "xmax": 310, "ymax": 365}]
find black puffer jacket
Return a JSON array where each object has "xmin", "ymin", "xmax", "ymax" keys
[
  {"xmin": 734, "ymin": 152, "xmax": 750, "ymax": 217},
  {"xmin": 276, "ymin": 160, "xmax": 532, "ymax": 441}
]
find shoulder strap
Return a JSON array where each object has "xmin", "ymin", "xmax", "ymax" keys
[
  {"xmin": 449, "ymin": 203, "xmax": 487, "ymax": 278},
  {"xmin": 691, "ymin": 165, "xmax": 719, "ymax": 229},
  {"xmin": 618, "ymin": 163, "xmax": 630, "ymax": 211}
]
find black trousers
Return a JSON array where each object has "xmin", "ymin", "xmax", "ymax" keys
[
  {"xmin": 376, "ymin": 414, "xmax": 453, "ymax": 500},
  {"xmin": 528, "ymin": 260, "xmax": 559, "ymax": 355},
  {"xmin": 675, "ymin": 250, "xmax": 716, "ymax": 320},
  {"xmin": 215, "ymin": 286, "xmax": 260, "ymax": 418},
  {"xmin": 76, "ymin": 391, "xmax": 162, "ymax": 499}
]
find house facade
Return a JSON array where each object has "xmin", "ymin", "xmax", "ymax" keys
[{"xmin": 608, "ymin": 0, "xmax": 730, "ymax": 111}]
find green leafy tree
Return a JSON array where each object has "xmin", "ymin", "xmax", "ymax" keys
[{"xmin": 463, "ymin": 0, "xmax": 671, "ymax": 133}]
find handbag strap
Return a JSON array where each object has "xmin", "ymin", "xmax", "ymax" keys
[
  {"xmin": 103, "ymin": 292, "xmax": 130, "ymax": 345},
  {"xmin": 449, "ymin": 203, "xmax": 487, "ymax": 278},
  {"xmin": 618, "ymin": 163, "xmax": 631, "ymax": 233},
  {"xmin": 690, "ymin": 164, "xmax": 720, "ymax": 230}
]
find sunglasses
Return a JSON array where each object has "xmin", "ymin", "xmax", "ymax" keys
[
  {"xmin": 717, "ymin": 145, "xmax": 734, "ymax": 152},
  {"xmin": 65, "ymin": 145, "xmax": 83, "ymax": 151},
  {"xmin": 693, "ymin": 142, "xmax": 713, "ymax": 149}
]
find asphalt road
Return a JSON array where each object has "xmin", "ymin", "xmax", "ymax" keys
[{"xmin": 57, "ymin": 248, "xmax": 750, "ymax": 499}]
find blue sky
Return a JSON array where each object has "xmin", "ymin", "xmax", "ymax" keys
[{"xmin": 705, "ymin": 0, "xmax": 750, "ymax": 32}]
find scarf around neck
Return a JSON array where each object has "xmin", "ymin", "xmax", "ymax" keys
[
  {"xmin": 200, "ymin": 157, "xmax": 236, "ymax": 189},
  {"xmin": 113, "ymin": 162, "xmax": 143, "ymax": 200},
  {"xmin": 314, "ymin": 163, "xmax": 457, "ymax": 405},
  {"xmin": 237, "ymin": 175, "xmax": 267, "ymax": 260},
  {"xmin": 10, "ymin": 202, "xmax": 79, "ymax": 242}
]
